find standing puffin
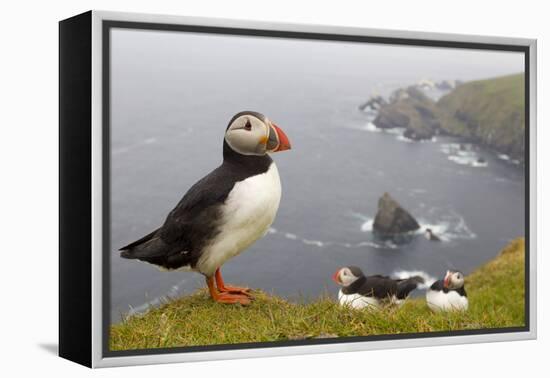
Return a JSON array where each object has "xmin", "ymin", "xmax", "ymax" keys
[
  {"xmin": 332, "ymin": 266, "xmax": 424, "ymax": 309},
  {"xmin": 426, "ymin": 270, "xmax": 468, "ymax": 312},
  {"xmin": 120, "ymin": 111, "xmax": 291, "ymax": 305}
]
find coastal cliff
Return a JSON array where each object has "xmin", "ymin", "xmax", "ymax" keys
[
  {"xmin": 438, "ymin": 73, "xmax": 525, "ymax": 161},
  {"xmin": 371, "ymin": 73, "xmax": 525, "ymax": 162}
]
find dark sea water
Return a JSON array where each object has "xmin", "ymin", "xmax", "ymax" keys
[{"xmin": 109, "ymin": 29, "xmax": 525, "ymax": 322}]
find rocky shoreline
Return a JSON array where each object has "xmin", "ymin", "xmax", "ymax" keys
[{"xmin": 361, "ymin": 74, "xmax": 525, "ymax": 163}]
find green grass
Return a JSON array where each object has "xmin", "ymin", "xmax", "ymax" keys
[
  {"xmin": 110, "ymin": 238, "xmax": 525, "ymax": 351},
  {"xmin": 437, "ymin": 73, "xmax": 525, "ymax": 159}
]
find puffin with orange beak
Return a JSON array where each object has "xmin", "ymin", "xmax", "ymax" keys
[
  {"xmin": 332, "ymin": 266, "xmax": 423, "ymax": 309},
  {"xmin": 426, "ymin": 270, "xmax": 468, "ymax": 312},
  {"xmin": 120, "ymin": 111, "xmax": 291, "ymax": 305}
]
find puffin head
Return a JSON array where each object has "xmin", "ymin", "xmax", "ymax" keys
[
  {"xmin": 224, "ymin": 111, "xmax": 291, "ymax": 156},
  {"xmin": 443, "ymin": 270, "xmax": 465, "ymax": 289},
  {"xmin": 332, "ymin": 266, "xmax": 364, "ymax": 287}
]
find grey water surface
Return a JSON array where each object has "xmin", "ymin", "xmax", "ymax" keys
[{"xmin": 109, "ymin": 29, "xmax": 525, "ymax": 322}]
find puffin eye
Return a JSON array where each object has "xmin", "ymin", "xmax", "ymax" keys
[{"xmin": 244, "ymin": 120, "xmax": 252, "ymax": 131}]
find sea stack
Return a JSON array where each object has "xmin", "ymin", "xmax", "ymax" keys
[{"xmin": 373, "ymin": 192, "xmax": 420, "ymax": 236}]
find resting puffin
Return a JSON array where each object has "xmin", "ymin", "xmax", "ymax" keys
[
  {"xmin": 426, "ymin": 270, "xmax": 468, "ymax": 312},
  {"xmin": 120, "ymin": 111, "xmax": 291, "ymax": 305},
  {"xmin": 332, "ymin": 266, "xmax": 424, "ymax": 309}
]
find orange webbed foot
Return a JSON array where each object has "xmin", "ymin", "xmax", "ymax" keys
[
  {"xmin": 213, "ymin": 292, "xmax": 251, "ymax": 305},
  {"xmin": 214, "ymin": 268, "xmax": 254, "ymax": 298},
  {"xmin": 219, "ymin": 285, "xmax": 252, "ymax": 297},
  {"xmin": 206, "ymin": 275, "xmax": 252, "ymax": 305}
]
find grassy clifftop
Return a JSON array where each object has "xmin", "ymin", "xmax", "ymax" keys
[
  {"xmin": 110, "ymin": 238, "xmax": 525, "ymax": 351},
  {"xmin": 438, "ymin": 73, "xmax": 525, "ymax": 160}
]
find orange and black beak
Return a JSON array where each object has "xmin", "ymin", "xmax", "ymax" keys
[
  {"xmin": 267, "ymin": 122, "xmax": 291, "ymax": 152},
  {"xmin": 443, "ymin": 271, "xmax": 451, "ymax": 288},
  {"xmin": 332, "ymin": 269, "xmax": 341, "ymax": 284}
]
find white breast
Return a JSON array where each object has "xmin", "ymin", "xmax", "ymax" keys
[
  {"xmin": 338, "ymin": 290, "xmax": 381, "ymax": 310},
  {"xmin": 426, "ymin": 289, "xmax": 468, "ymax": 312},
  {"xmin": 197, "ymin": 163, "xmax": 282, "ymax": 276}
]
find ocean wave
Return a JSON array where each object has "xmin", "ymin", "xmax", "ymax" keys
[
  {"xmin": 268, "ymin": 207, "xmax": 475, "ymax": 251},
  {"xmin": 448, "ymin": 155, "xmax": 488, "ymax": 167},
  {"xmin": 267, "ymin": 226, "xmax": 397, "ymax": 250},
  {"xmin": 113, "ymin": 137, "xmax": 158, "ymax": 155},
  {"xmin": 440, "ymin": 143, "xmax": 488, "ymax": 168},
  {"xmin": 439, "ymin": 143, "xmax": 461, "ymax": 154},
  {"xmin": 358, "ymin": 122, "xmax": 436, "ymax": 144},
  {"xmin": 357, "ymin": 122, "xmax": 405, "ymax": 137},
  {"xmin": 396, "ymin": 134, "xmax": 414, "ymax": 143}
]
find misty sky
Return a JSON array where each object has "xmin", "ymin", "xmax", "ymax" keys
[{"xmin": 111, "ymin": 27, "xmax": 524, "ymax": 88}]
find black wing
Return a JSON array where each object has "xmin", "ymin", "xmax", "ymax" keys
[
  {"xmin": 357, "ymin": 275, "xmax": 422, "ymax": 299},
  {"xmin": 357, "ymin": 276, "xmax": 399, "ymax": 298},
  {"xmin": 119, "ymin": 164, "xmax": 239, "ymax": 270},
  {"xmin": 395, "ymin": 276, "xmax": 423, "ymax": 299},
  {"xmin": 430, "ymin": 279, "xmax": 447, "ymax": 292}
]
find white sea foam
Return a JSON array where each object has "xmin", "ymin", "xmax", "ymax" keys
[
  {"xmin": 363, "ymin": 122, "xmax": 382, "ymax": 132},
  {"xmin": 415, "ymin": 220, "xmax": 450, "ymax": 241},
  {"xmin": 439, "ymin": 143, "xmax": 461, "ymax": 154},
  {"xmin": 440, "ymin": 143, "xmax": 488, "ymax": 168},
  {"xmin": 392, "ymin": 270, "xmax": 437, "ymax": 290},
  {"xmin": 396, "ymin": 134, "xmax": 414, "ymax": 143},
  {"xmin": 266, "ymin": 220, "xmax": 398, "ymax": 250},
  {"xmin": 303, "ymin": 239, "xmax": 324, "ymax": 247},
  {"xmin": 357, "ymin": 209, "xmax": 476, "ymax": 242},
  {"xmin": 471, "ymin": 159, "xmax": 488, "ymax": 167},
  {"xmin": 448, "ymin": 155, "xmax": 488, "ymax": 167},
  {"xmin": 385, "ymin": 127, "xmax": 406, "ymax": 135},
  {"xmin": 360, "ymin": 217, "xmax": 374, "ymax": 232},
  {"xmin": 266, "ymin": 208, "xmax": 475, "ymax": 252}
]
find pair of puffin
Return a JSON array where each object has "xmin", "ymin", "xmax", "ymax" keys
[
  {"xmin": 120, "ymin": 111, "xmax": 290, "ymax": 305},
  {"xmin": 332, "ymin": 266, "xmax": 468, "ymax": 311}
]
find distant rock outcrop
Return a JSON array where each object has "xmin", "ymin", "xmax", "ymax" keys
[
  {"xmin": 373, "ymin": 193, "xmax": 420, "ymax": 236},
  {"xmin": 359, "ymin": 96, "xmax": 387, "ymax": 114},
  {"xmin": 373, "ymin": 87, "xmax": 441, "ymax": 141}
]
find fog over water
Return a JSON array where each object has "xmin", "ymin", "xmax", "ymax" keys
[{"xmin": 109, "ymin": 29, "xmax": 525, "ymax": 322}]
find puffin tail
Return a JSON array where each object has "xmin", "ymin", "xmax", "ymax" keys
[
  {"xmin": 396, "ymin": 276, "xmax": 424, "ymax": 299},
  {"xmin": 119, "ymin": 228, "xmax": 163, "ymax": 259}
]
